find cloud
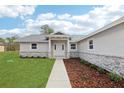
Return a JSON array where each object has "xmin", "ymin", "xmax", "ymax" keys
[
  {"xmin": 58, "ymin": 13, "xmax": 71, "ymax": 20},
  {"xmin": 0, "ymin": 28, "xmax": 25, "ymax": 37},
  {"xmin": 71, "ymin": 5, "xmax": 124, "ymax": 31},
  {"xmin": 1, "ymin": 5, "xmax": 124, "ymax": 37},
  {"xmin": 25, "ymin": 12, "xmax": 91, "ymax": 35},
  {"xmin": 25, "ymin": 19, "xmax": 93, "ymax": 35},
  {"xmin": 37, "ymin": 13, "xmax": 56, "ymax": 20},
  {"xmin": 25, "ymin": 5, "xmax": 124, "ymax": 35},
  {"xmin": 0, "ymin": 5, "xmax": 36, "ymax": 19}
]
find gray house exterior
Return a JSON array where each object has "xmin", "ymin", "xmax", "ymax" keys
[
  {"xmin": 17, "ymin": 16, "xmax": 124, "ymax": 78},
  {"xmin": 17, "ymin": 32, "xmax": 82, "ymax": 59}
]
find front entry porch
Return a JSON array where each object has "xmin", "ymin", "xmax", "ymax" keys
[
  {"xmin": 52, "ymin": 41, "xmax": 66, "ymax": 58},
  {"xmin": 48, "ymin": 34, "xmax": 70, "ymax": 59}
]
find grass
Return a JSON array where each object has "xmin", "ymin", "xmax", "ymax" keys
[
  {"xmin": 0, "ymin": 52, "xmax": 55, "ymax": 88},
  {"xmin": 108, "ymin": 72, "xmax": 123, "ymax": 82}
]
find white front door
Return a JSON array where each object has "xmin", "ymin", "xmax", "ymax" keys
[{"xmin": 53, "ymin": 42, "xmax": 66, "ymax": 58}]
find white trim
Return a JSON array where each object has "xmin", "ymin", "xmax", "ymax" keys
[
  {"xmin": 30, "ymin": 43, "xmax": 38, "ymax": 51},
  {"xmin": 70, "ymin": 43, "xmax": 77, "ymax": 51},
  {"xmin": 47, "ymin": 35, "xmax": 70, "ymax": 38},
  {"xmin": 67, "ymin": 39, "xmax": 70, "ymax": 58},
  {"xmin": 48, "ymin": 38, "xmax": 51, "ymax": 58},
  {"xmin": 87, "ymin": 38, "xmax": 95, "ymax": 51}
]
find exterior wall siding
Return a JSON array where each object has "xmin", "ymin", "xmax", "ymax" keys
[
  {"xmin": 78, "ymin": 22, "xmax": 124, "ymax": 77},
  {"xmin": 20, "ymin": 52, "xmax": 48, "ymax": 57},
  {"xmin": 20, "ymin": 42, "xmax": 48, "ymax": 57},
  {"xmin": 78, "ymin": 22, "xmax": 124, "ymax": 57},
  {"xmin": 70, "ymin": 52, "xmax": 79, "ymax": 58}
]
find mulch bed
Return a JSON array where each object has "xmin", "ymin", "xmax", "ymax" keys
[{"xmin": 64, "ymin": 58, "xmax": 124, "ymax": 88}]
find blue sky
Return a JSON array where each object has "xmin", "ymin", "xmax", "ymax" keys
[
  {"xmin": 0, "ymin": 5, "xmax": 123, "ymax": 38},
  {"xmin": 35, "ymin": 5, "xmax": 95, "ymax": 15},
  {"xmin": 0, "ymin": 5, "xmax": 97, "ymax": 29}
]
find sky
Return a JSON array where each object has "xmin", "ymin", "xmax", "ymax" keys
[{"xmin": 0, "ymin": 5, "xmax": 124, "ymax": 38}]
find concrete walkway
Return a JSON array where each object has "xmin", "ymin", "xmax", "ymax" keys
[{"xmin": 46, "ymin": 59, "xmax": 71, "ymax": 88}]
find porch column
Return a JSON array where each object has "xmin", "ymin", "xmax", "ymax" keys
[
  {"xmin": 48, "ymin": 38, "xmax": 51, "ymax": 58},
  {"xmin": 67, "ymin": 39, "xmax": 70, "ymax": 58}
]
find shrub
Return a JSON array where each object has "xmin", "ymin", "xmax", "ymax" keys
[
  {"xmin": 43, "ymin": 57, "xmax": 46, "ymax": 59},
  {"xmin": 97, "ymin": 67, "xmax": 106, "ymax": 74},
  {"xmin": 80, "ymin": 59, "xmax": 91, "ymax": 65},
  {"xmin": 20, "ymin": 55, "xmax": 23, "ymax": 58},
  {"xmin": 90, "ymin": 64, "xmax": 98, "ymax": 70},
  {"xmin": 31, "ymin": 56, "xmax": 34, "ymax": 58},
  {"xmin": 108, "ymin": 72, "xmax": 123, "ymax": 82}
]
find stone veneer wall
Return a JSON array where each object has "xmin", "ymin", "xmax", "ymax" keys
[
  {"xmin": 70, "ymin": 52, "xmax": 79, "ymax": 58},
  {"xmin": 20, "ymin": 52, "xmax": 48, "ymax": 58},
  {"xmin": 79, "ymin": 52, "xmax": 124, "ymax": 78}
]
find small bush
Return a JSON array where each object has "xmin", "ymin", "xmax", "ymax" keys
[
  {"xmin": 43, "ymin": 57, "xmax": 46, "ymax": 59},
  {"xmin": 97, "ymin": 67, "xmax": 106, "ymax": 74},
  {"xmin": 108, "ymin": 72, "xmax": 123, "ymax": 82},
  {"xmin": 80, "ymin": 59, "xmax": 91, "ymax": 65},
  {"xmin": 90, "ymin": 64, "xmax": 98, "ymax": 70},
  {"xmin": 31, "ymin": 56, "xmax": 34, "ymax": 58},
  {"xmin": 20, "ymin": 55, "xmax": 23, "ymax": 58}
]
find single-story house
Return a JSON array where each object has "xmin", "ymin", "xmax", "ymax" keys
[
  {"xmin": 17, "ymin": 16, "xmax": 124, "ymax": 77},
  {"xmin": 17, "ymin": 32, "xmax": 82, "ymax": 58}
]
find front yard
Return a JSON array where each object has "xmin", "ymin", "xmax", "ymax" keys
[
  {"xmin": 64, "ymin": 58, "xmax": 124, "ymax": 88},
  {"xmin": 0, "ymin": 52, "xmax": 55, "ymax": 88}
]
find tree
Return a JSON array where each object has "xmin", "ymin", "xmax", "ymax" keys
[
  {"xmin": 40, "ymin": 24, "xmax": 54, "ymax": 35},
  {"xmin": 6, "ymin": 35, "xmax": 19, "ymax": 51},
  {"xmin": 0, "ymin": 38, "xmax": 5, "ymax": 43},
  {"xmin": 6, "ymin": 35, "xmax": 19, "ymax": 43}
]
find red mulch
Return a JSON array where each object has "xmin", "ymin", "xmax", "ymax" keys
[{"xmin": 64, "ymin": 58, "xmax": 124, "ymax": 88}]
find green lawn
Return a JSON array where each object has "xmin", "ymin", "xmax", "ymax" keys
[{"xmin": 0, "ymin": 52, "xmax": 55, "ymax": 88}]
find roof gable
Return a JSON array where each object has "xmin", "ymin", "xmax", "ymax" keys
[
  {"xmin": 51, "ymin": 32, "xmax": 68, "ymax": 35},
  {"xmin": 54, "ymin": 32, "xmax": 65, "ymax": 35}
]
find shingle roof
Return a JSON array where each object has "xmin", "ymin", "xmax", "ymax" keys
[
  {"xmin": 16, "ymin": 35, "xmax": 48, "ymax": 42},
  {"xmin": 69, "ymin": 35, "xmax": 84, "ymax": 42},
  {"xmin": 16, "ymin": 34, "xmax": 84, "ymax": 43}
]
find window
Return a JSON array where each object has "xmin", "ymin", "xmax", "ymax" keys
[
  {"xmin": 89, "ymin": 40, "xmax": 93, "ymax": 49},
  {"xmin": 54, "ymin": 44, "xmax": 56, "ymax": 50},
  {"xmin": 31, "ymin": 43, "xmax": 37, "ymax": 49},
  {"xmin": 62, "ymin": 44, "xmax": 64, "ymax": 50},
  {"xmin": 71, "ymin": 44, "xmax": 76, "ymax": 49}
]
